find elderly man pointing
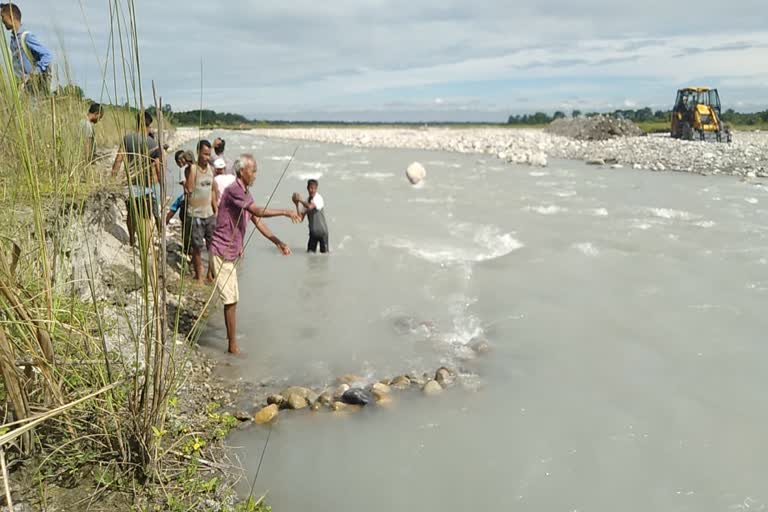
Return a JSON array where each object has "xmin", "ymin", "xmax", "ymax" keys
[{"xmin": 210, "ymin": 154, "xmax": 300, "ymax": 354}]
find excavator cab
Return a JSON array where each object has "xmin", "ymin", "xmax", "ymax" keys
[{"xmin": 671, "ymin": 87, "xmax": 731, "ymax": 142}]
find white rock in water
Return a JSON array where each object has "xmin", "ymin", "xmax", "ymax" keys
[
  {"xmin": 406, "ymin": 162, "xmax": 427, "ymax": 185},
  {"xmin": 529, "ymin": 152, "xmax": 548, "ymax": 167}
]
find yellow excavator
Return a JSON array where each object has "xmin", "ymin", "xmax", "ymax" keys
[{"xmin": 671, "ymin": 87, "xmax": 731, "ymax": 142}]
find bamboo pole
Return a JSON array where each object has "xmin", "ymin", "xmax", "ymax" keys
[
  {"xmin": 0, "ymin": 328, "xmax": 30, "ymax": 454},
  {"xmin": 0, "ymin": 449, "xmax": 13, "ymax": 510}
]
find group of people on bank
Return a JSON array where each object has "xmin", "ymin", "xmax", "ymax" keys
[
  {"xmin": 3, "ymin": 2, "xmax": 332, "ymax": 355},
  {"xmin": 110, "ymin": 113, "xmax": 332, "ymax": 353}
]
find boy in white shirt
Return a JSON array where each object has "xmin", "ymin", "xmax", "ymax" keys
[
  {"xmin": 292, "ymin": 179, "xmax": 329, "ymax": 253},
  {"xmin": 213, "ymin": 158, "xmax": 235, "ymax": 206}
]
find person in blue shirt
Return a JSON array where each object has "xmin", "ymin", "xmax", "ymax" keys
[{"xmin": 1, "ymin": 3, "xmax": 53, "ymax": 95}]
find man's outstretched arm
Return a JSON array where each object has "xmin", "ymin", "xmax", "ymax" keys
[
  {"xmin": 251, "ymin": 215, "xmax": 291, "ymax": 255},
  {"xmin": 247, "ymin": 203, "xmax": 301, "ymax": 222}
]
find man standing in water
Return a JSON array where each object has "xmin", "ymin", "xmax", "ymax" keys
[
  {"xmin": 1, "ymin": 3, "xmax": 53, "ymax": 95},
  {"xmin": 210, "ymin": 154, "xmax": 300, "ymax": 354},
  {"xmin": 293, "ymin": 179, "xmax": 330, "ymax": 253},
  {"xmin": 185, "ymin": 140, "xmax": 218, "ymax": 283}
]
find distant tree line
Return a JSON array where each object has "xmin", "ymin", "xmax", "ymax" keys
[
  {"xmin": 168, "ymin": 109, "xmax": 250, "ymax": 126},
  {"xmin": 507, "ymin": 108, "xmax": 768, "ymax": 125}
]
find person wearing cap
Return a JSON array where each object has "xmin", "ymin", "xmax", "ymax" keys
[
  {"xmin": 1, "ymin": 3, "xmax": 53, "ymax": 95},
  {"xmin": 213, "ymin": 158, "xmax": 235, "ymax": 206},
  {"xmin": 210, "ymin": 154, "xmax": 300, "ymax": 354}
]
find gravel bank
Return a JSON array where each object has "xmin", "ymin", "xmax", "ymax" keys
[{"xmin": 244, "ymin": 127, "xmax": 768, "ymax": 178}]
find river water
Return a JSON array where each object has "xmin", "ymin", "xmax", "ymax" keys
[{"xmin": 186, "ymin": 131, "xmax": 768, "ymax": 512}]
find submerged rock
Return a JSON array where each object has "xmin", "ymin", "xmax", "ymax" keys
[
  {"xmin": 336, "ymin": 374, "xmax": 364, "ymax": 385},
  {"xmin": 333, "ymin": 384, "xmax": 351, "ymax": 400},
  {"xmin": 331, "ymin": 401, "xmax": 362, "ymax": 413},
  {"xmin": 281, "ymin": 387, "xmax": 312, "ymax": 410},
  {"xmin": 234, "ymin": 410, "xmax": 252, "ymax": 422},
  {"xmin": 371, "ymin": 382, "xmax": 391, "ymax": 401},
  {"xmin": 341, "ymin": 388, "xmax": 374, "ymax": 406},
  {"xmin": 317, "ymin": 391, "xmax": 334, "ymax": 406},
  {"xmin": 422, "ymin": 380, "xmax": 443, "ymax": 396},
  {"xmin": 287, "ymin": 394, "xmax": 309, "ymax": 410},
  {"xmin": 254, "ymin": 404, "xmax": 279, "ymax": 425},
  {"xmin": 267, "ymin": 394, "xmax": 286, "ymax": 408},
  {"xmin": 469, "ymin": 338, "xmax": 491, "ymax": 355},
  {"xmin": 390, "ymin": 376, "xmax": 411, "ymax": 389},
  {"xmin": 281, "ymin": 386, "xmax": 312, "ymax": 398},
  {"xmin": 407, "ymin": 373, "xmax": 427, "ymax": 387},
  {"xmin": 435, "ymin": 367, "xmax": 456, "ymax": 387}
]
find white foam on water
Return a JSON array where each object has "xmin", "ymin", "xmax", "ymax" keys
[
  {"xmin": 529, "ymin": 171, "xmax": 549, "ymax": 177},
  {"xmin": 385, "ymin": 224, "xmax": 523, "ymax": 265},
  {"xmin": 302, "ymin": 162, "xmax": 330, "ymax": 170},
  {"xmin": 591, "ymin": 208, "xmax": 609, "ymax": 217},
  {"xmin": 361, "ymin": 172, "xmax": 395, "ymax": 180},
  {"xmin": 525, "ymin": 205, "xmax": 567, "ymax": 215},
  {"xmin": 695, "ymin": 220, "xmax": 716, "ymax": 228},
  {"xmin": 445, "ymin": 296, "xmax": 484, "ymax": 345},
  {"xmin": 268, "ymin": 155, "xmax": 294, "ymax": 161},
  {"xmin": 633, "ymin": 222, "xmax": 653, "ymax": 230},
  {"xmin": 352, "ymin": 160, "xmax": 371, "ymax": 166},
  {"xmin": 407, "ymin": 196, "xmax": 455, "ymax": 204},
  {"xmin": 535, "ymin": 181, "xmax": 558, "ymax": 187},
  {"xmin": 573, "ymin": 242, "xmax": 599, "ymax": 256},
  {"xmin": 646, "ymin": 208, "xmax": 694, "ymax": 220},
  {"xmin": 555, "ymin": 191, "xmax": 577, "ymax": 198},
  {"xmin": 291, "ymin": 172, "xmax": 323, "ymax": 181},
  {"xmin": 745, "ymin": 197, "xmax": 759, "ymax": 204},
  {"xmin": 336, "ymin": 235, "xmax": 352, "ymax": 251}
]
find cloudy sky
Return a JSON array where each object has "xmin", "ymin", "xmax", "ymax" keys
[{"xmin": 10, "ymin": 0, "xmax": 768, "ymax": 121}]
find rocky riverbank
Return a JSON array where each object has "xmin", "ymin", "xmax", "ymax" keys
[{"xmin": 244, "ymin": 126, "xmax": 768, "ymax": 178}]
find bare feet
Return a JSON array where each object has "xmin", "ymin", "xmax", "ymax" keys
[{"xmin": 228, "ymin": 345, "xmax": 241, "ymax": 355}]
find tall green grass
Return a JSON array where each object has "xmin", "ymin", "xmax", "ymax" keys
[{"xmin": 0, "ymin": 2, "xmax": 241, "ymax": 509}]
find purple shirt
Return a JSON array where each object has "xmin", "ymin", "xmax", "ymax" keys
[{"xmin": 210, "ymin": 179, "xmax": 254, "ymax": 261}]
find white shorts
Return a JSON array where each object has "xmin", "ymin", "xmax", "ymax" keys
[{"xmin": 212, "ymin": 255, "xmax": 239, "ymax": 305}]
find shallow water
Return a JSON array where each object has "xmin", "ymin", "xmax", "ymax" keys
[{"xmin": 185, "ymin": 132, "xmax": 768, "ymax": 511}]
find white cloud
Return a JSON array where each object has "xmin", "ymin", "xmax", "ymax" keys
[{"xmin": 6, "ymin": 0, "xmax": 768, "ymax": 120}]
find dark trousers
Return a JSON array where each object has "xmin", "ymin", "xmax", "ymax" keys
[{"xmin": 307, "ymin": 234, "xmax": 329, "ymax": 253}]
